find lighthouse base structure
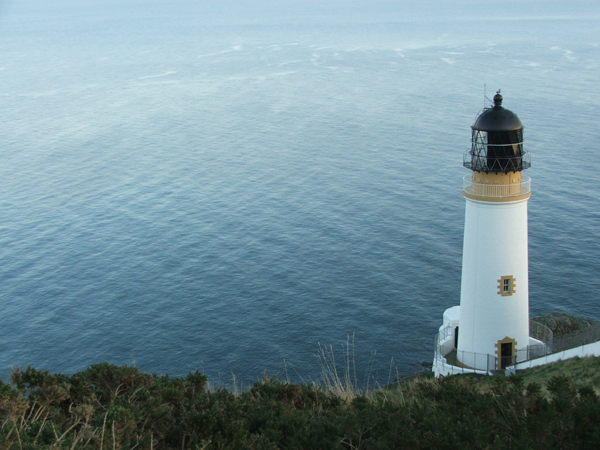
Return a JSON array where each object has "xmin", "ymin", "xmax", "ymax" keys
[
  {"xmin": 433, "ymin": 306, "xmax": 547, "ymax": 377},
  {"xmin": 432, "ymin": 307, "xmax": 600, "ymax": 377}
]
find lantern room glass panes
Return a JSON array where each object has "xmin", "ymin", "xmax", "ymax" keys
[{"xmin": 465, "ymin": 129, "xmax": 530, "ymax": 173}]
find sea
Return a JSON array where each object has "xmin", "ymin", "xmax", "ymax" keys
[{"xmin": 0, "ymin": 0, "xmax": 599, "ymax": 388}]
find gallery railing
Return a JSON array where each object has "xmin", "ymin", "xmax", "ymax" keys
[
  {"xmin": 463, "ymin": 175, "xmax": 531, "ymax": 198},
  {"xmin": 463, "ymin": 149, "xmax": 532, "ymax": 173}
]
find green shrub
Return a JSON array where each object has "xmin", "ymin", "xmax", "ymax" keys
[{"xmin": 2, "ymin": 360, "xmax": 600, "ymax": 449}]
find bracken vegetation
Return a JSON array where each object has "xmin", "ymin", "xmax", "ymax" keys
[{"xmin": 1, "ymin": 358, "xmax": 600, "ymax": 449}]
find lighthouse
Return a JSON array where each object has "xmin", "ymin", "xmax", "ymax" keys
[{"xmin": 434, "ymin": 92, "xmax": 533, "ymax": 376}]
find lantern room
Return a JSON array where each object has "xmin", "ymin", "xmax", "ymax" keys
[{"xmin": 464, "ymin": 91, "xmax": 531, "ymax": 173}]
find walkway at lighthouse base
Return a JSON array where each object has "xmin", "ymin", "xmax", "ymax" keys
[
  {"xmin": 433, "ymin": 306, "xmax": 545, "ymax": 377},
  {"xmin": 433, "ymin": 306, "xmax": 600, "ymax": 377},
  {"xmin": 511, "ymin": 340, "xmax": 600, "ymax": 371}
]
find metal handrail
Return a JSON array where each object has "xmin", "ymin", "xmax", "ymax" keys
[
  {"xmin": 463, "ymin": 175, "xmax": 531, "ymax": 198},
  {"xmin": 530, "ymin": 320, "xmax": 553, "ymax": 344},
  {"xmin": 435, "ymin": 321, "xmax": 600, "ymax": 374},
  {"xmin": 434, "ymin": 327, "xmax": 498, "ymax": 374},
  {"xmin": 470, "ymin": 142, "xmax": 524, "ymax": 147},
  {"xmin": 463, "ymin": 150, "xmax": 532, "ymax": 172}
]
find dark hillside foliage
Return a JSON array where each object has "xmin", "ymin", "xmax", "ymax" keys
[
  {"xmin": 1, "ymin": 362, "xmax": 600, "ymax": 449},
  {"xmin": 533, "ymin": 313, "xmax": 598, "ymax": 337}
]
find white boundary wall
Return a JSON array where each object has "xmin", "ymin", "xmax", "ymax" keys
[
  {"xmin": 512, "ymin": 341, "xmax": 600, "ymax": 371},
  {"xmin": 434, "ymin": 355, "xmax": 490, "ymax": 377}
]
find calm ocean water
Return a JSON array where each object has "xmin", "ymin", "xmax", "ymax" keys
[{"xmin": 0, "ymin": 1, "xmax": 599, "ymax": 386}]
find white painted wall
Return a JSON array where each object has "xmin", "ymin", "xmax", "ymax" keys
[
  {"xmin": 443, "ymin": 306, "xmax": 460, "ymax": 327},
  {"xmin": 434, "ymin": 355, "xmax": 491, "ymax": 377},
  {"xmin": 513, "ymin": 341, "xmax": 600, "ymax": 370},
  {"xmin": 457, "ymin": 197, "xmax": 530, "ymax": 369}
]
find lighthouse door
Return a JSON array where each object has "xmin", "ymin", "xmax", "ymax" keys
[{"xmin": 500, "ymin": 343, "xmax": 513, "ymax": 369}]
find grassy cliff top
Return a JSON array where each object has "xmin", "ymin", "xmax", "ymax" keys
[{"xmin": 2, "ymin": 356, "xmax": 600, "ymax": 449}]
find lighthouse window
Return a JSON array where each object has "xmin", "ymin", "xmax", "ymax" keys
[{"xmin": 498, "ymin": 276, "xmax": 516, "ymax": 296}]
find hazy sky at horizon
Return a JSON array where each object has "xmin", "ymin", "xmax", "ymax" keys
[{"xmin": 1, "ymin": 0, "xmax": 599, "ymax": 25}]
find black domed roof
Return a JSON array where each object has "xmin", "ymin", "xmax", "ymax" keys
[{"xmin": 472, "ymin": 93, "xmax": 523, "ymax": 132}]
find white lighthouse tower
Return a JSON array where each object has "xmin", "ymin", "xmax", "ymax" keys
[{"xmin": 434, "ymin": 92, "xmax": 533, "ymax": 376}]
